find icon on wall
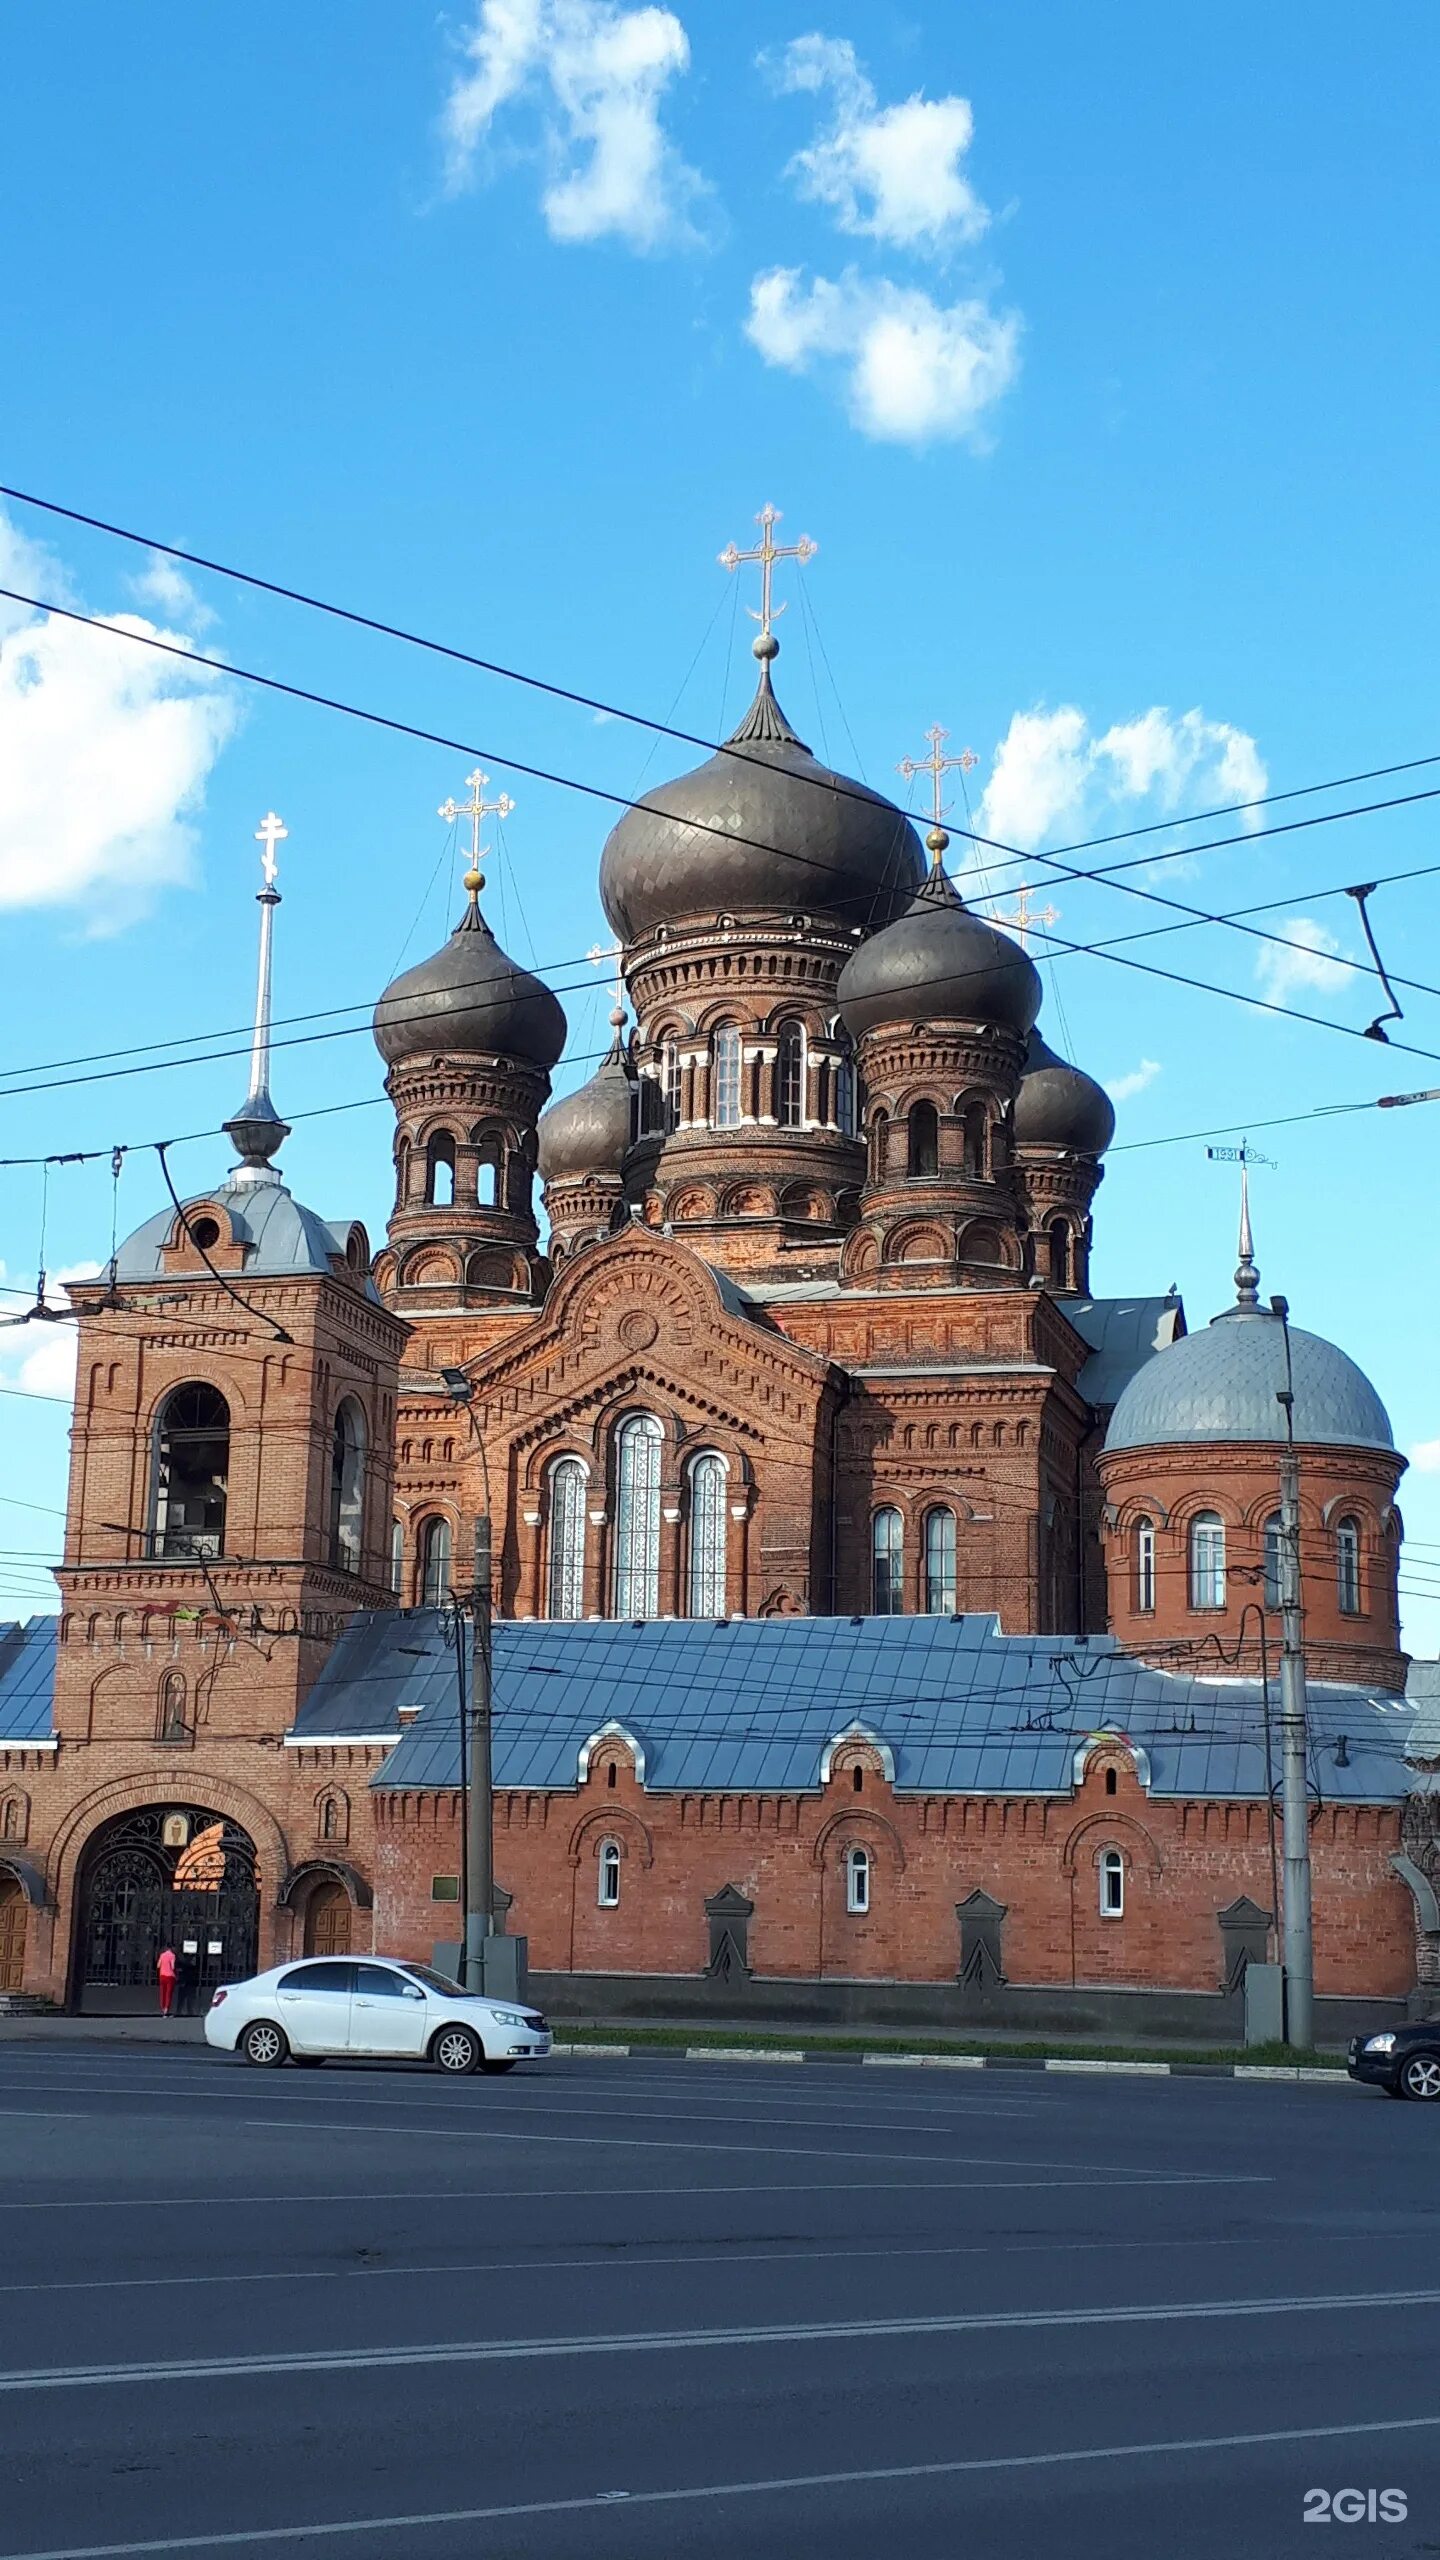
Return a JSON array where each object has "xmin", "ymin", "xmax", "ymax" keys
[{"xmin": 161, "ymin": 1814, "xmax": 190, "ymax": 1850}]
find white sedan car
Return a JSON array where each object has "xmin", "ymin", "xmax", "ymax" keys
[{"xmin": 205, "ymin": 1956, "xmax": 552, "ymax": 2075}]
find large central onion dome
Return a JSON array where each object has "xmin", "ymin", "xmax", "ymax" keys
[
  {"xmin": 373, "ymin": 880, "xmax": 566, "ymax": 1071},
  {"xmin": 1013, "ymin": 1029, "xmax": 1116, "ymax": 1156},
  {"xmin": 836, "ymin": 855, "xmax": 1042, "ymax": 1041},
  {"xmin": 598, "ymin": 646, "xmax": 926, "ymax": 943}
]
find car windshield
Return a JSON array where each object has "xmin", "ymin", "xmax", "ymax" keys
[{"xmin": 398, "ymin": 1964, "xmax": 469, "ymax": 1998}]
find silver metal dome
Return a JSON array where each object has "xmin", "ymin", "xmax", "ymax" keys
[
  {"xmin": 1105, "ymin": 1304, "xmax": 1394, "ymax": 1453},
  {"xmin": 114, "ymin": 1173, "xmax": 370, "ymax": 1288}
]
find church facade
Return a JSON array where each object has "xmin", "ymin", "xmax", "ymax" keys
[{"xmin": 0, "ymin": 587, "xmax": 1426, "ymax": 2027}]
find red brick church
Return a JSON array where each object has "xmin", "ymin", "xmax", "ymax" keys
[{"xmin": 0, "ymin": 576, "xmax": 1429, "ymax": 2032}]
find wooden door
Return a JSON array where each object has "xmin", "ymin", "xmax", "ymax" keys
[
  {"xmin": 0, "ymin": 1883, "xmax": 25, "ymax": 1994},
  {"xmin": 304, "ymin": 1883, "xmax": 352, "ymax": 1959}
]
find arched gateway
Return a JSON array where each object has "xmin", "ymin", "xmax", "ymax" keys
[{"xmin": 74, "ymin": 1805, "xmax": 259, "ymax": 2013}]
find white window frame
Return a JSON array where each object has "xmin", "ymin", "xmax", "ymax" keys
[
  {"xmin": 1100, "ymin": 1848, "xmax": 1125, "ymax": 1919},
  {"xmin": 687, "ymin": 1451, "xmax": 729, "ymax": 1618},
  {"xmin": 1336, "ymin": 1517, "xmax": 1361, "ymax": 1616},
  {"xmin": 845, "ymin": 1844, "xmax": 871, "ymax": 1915},
  {"xmin": 419, "ymin": 1516, "xmax": 453, "ymax": 1608},
  {"xmin": 775, "ymin": 1019, "xmax": 806, "ymax": 1129},
  {"xmin": 922, "ymin": 1505, "xmax": 957, "ymax": 1615},
  {"xmin": 1189, "ymin": 1512, "xmax": 1226, "ymax": 1611},
  {"xmin": 872, "ymin": 1507, "xmax": 904, "ymax": 1615},
  {"xmin": 712, "ymin": 1025, "xmax": 743, "ymax": 1129},
  {"xmin": 597, "ymin": 1839, "xmax": 622, "ymax": 1908},
  {"xmin": 1135, "ymin": 1518, "xmax": 1156, "ymax": 1614},
  {"xmin": 611, "ymin": 1414, "xmax": 663, "ymax": 1619},
  {"xmin": 546, "ymin": 1456, "xmax": 588, "ymax": 1622}
]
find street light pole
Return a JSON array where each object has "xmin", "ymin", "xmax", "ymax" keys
[
  {"xmin": 1272, "ymin": 1294, "xmax": 1315, "ymax": 2050},
  {"xmin": 464, "ymin": 1512, "xmax": 495, "ymax": 1993}
]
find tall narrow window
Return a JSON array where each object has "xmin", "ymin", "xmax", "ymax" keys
[
  {"xmin": 712, "ymin": 1025, "xmax": 743, "ymax": 1129},
  {"xmin": 1100, "ymin": 1848, "xmax": 1125, "ymax": 1917},
  {"xmin": 776, "ymin": 1020, "xmax": 805, "ymax": 1128},
  {"xmin": 687, "ymin": 1452, "xmax": 728, "ymax": 1617},
  {"xmin": 612, "ymin": 1414, "xmax": 663, "ymax": 1618},
  {"xmin": 329, "ymin": 1399, "xmax": 366, "ymax": 1575},
  {"xmin": 598, "ymin": 1839, "xmax": 622, "ymax": 1908},
  {"xmin": 962, "ymin": 1106, "xmax": 988, "ymax": 1177},
  {"xmin": 662, "ymin": 1039, "xmax": 682, "ymax": 1130},
  {"xmin": 1189, "ymin": 1512, "xmax": 1226, "ymax": 1610},
  {"xmin": 152, "ymin": 1383, "xmax": 230, "ymax": 1560},
  {"xmin": 390, "ymin": 1518, "xmax": 405, "ymax": 1594},
  {"xmin": 836, "ymin": 1050, "xmax": 857, "ymax": 1136},
  {"xmin": 868, "ymin": 1107, "xmax": 888, "ymax": 1181},
  {"xmin": 922, "ymin": 1506, "xmax": 957, "ymax": 1614},
  {"xmin": 476, "ymin": 1150, "xmax": 499, "ymax": 1209},
  {"xmin": 547, "ymin": 1457, "xmax": 588, "ymax": 1621},
  {"xmin": 908, "ymin": 1100, "xmax": 939, "ymax": 1177},
  {"xmin": 1337, "ymin": 1517, "xmax": 1362, "ymax": 1615},
  {"xmin": 419, "ymin": 1516, "xmax": 453, "ymax": 1607},
  {"xmin": 871, "ymin": 1507, "xmax": 904, "ymax": 1615},
  {"xmin": 846, "ymin": 1845, "xmax": 871, "ymax": 1915},
  {"xmin": 1263, "ymin": 1511, "xmax": 1284, "ymax": 1612},
  {"xmin": 1135, "ymin": 1518, "xmax": 1156, "ymax": 1614},
  {"xmin": 157, "ymin": 1671, "xmax": 188, "ymax": 1742},
  {"xmin": 1047, "ymin": 1218, "xmax": 1070, "ymax": 1288},
  {"xmin": 426, "ymin": 1133, "xmax": 457, "ymax": 1207}
]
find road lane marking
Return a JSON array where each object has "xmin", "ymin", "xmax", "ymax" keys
[
  {"xmin": 0, "ymin": 2168, "xmax": 1271, "ymax": 2212},
  {"xmin": 0, "ymin": 2286, "xmax": 1429, "ymax": 2394}
]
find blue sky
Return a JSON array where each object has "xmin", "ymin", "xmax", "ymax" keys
[{"xmin": 2, "ymin": 2, "xmax": 1439, "ymax": 1646}]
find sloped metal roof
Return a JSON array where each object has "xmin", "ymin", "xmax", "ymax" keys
[
  {"xmin": 1066, "ymin": 1296, "xmax": 1186, "ymax": 1410},
  {"xmin": 0, "ymin": 1619, "xmax": 58, "ymax": 1744}
]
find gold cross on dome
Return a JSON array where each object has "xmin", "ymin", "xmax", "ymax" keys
[
  {"xmin": 254, "ymin": 811, "xmax": 287, "ymax": 887},
  {"xmin": 438, "ymin": 768, "xmax": 515, "ymax": 869},
  {"xmin": 718, "ymin": 504, "xmax": 818, "ymax": 639},
  {"xmin": 897, "ymin": 726, "xmax": 975, "ymax": 831},
  {"xmin": 985, "ymin": 881, "xmax": 1062, "ymax": 951}
]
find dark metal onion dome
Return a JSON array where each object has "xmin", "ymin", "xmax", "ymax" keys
[
  {"xmin": 836, "ymin": 849, "xmax": 1042, "ymax": 1041},
  {"xmin": 537, "ymin": 1012, "xmax": 634, "ymax": 1182},
  {"xmin": 373, "ymin": 878, "xmax": 566, "ymax": 1071},
  {"xmin": 1013, "ymin": 1029, "xmax": 1116, "ymax": 1156},
  {"xmin": 598, "ymin": 643, "xmax": 925, "ymax": 942}
]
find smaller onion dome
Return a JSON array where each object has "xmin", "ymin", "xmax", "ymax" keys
[
  {"xmin": 373, "ymin": 874, "xmax": 565, "ymax": 1071},
  {"xmin": 837, "ymin": 845, "xmax": 1042, "ymax": 1042},
  {"xmin": 1013, "ymin": 1029, "xmax": 1116, "ymax": 1157},
  {"xmin": 537, "ymin": 1012, "xmax": 634, "ymax": 1183}
]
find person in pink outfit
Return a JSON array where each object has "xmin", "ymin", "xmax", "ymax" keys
[{"xmin": 156, "ymin": 1946, "xmax": 177, "ymax": 2018}]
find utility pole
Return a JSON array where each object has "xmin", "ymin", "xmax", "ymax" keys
[
  {"xmin": 1272, "ymin": 1294, "xmax": 1314, "ymax": 2050},
  {"xmin": 464, "ymin": 1513, "xmax": 495, "ymax": 1994}
]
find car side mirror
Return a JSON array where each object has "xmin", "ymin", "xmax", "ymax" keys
[{"xmin": 403, "ymin": 1985, "xmax": 425, "ymax": 2001}]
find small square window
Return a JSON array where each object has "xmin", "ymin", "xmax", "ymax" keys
[{"xmin": 430, "ymin": 1875, "xmax": 460, "ymax": 1903}]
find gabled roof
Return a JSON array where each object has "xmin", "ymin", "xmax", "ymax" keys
[{"xmin": 0, "ymin": 1619, "xmax": 58, "ymax": 1744}]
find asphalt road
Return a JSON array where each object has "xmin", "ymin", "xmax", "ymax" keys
[{"xmin": 0, "ymin": 2042, "xmax": 1437, "ymax": 2559}]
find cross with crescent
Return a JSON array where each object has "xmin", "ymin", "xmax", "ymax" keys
[
  {"xmin": 897, "ymin": 726, "xmax": 976, "ymax": 832},
  {"xmin": 254, "ymin": 811, "xmax": 286, "ymax": 888},
  {"xmin": 718, "ymin": 504, "xmax": 818, "ymax": 639},
  {"xmin": 438, "ymin": 768, "xmax": 515, "ymax": 869},
  {"xmin": 985, "ymin": 882, "xmax": 1061, "ymax": 951}
]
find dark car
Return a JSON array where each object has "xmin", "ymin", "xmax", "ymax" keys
[{"xmin": 1348, "ymin": 2021, "xmax": 1440, "ymax": 2100}]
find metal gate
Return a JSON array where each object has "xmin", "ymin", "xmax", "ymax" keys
[{"xmin": 76, "ymin": 1807, "xmax": 258, "ymax": 2008}]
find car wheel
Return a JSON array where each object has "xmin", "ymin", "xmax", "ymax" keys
[
  {"xmin": 480, "ymin": 2059, "xmax": 517, "ymax": 2076},
  {"xmin": 240, "ymin": 2019, "xmax": 289, "ymax": 2068},
  {"xmin": 431, "ymin": 2025, "xmax": 481, "ymax": 2076},
  {"xmin": 1399, "ymin": 2051, "xmax": 1440, "ymax": 2101}
]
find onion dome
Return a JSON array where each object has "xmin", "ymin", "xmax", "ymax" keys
[
  {"xmin": 537, "ymin": 1010, "xmax": 634, "ymax": 1182},
  {"xmin": 836, "ymin": 845, "xmax": 1042, "ymax": 1042},
  {"xmin": 1013, "ymin": 1029, "xmax": 1116, "ymax": 1156},
  {"xmin": 598, "ymin": 641, "xmax": 925, "ymax": 943},
  {"xmin": 373, "ymin": 873, "xmax": 565, "ymax": 1071}
]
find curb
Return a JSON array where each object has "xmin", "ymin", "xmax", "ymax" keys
[{"xmin": 548, "ymin": 2042, "xmax": 1355, "ymax": 2083}]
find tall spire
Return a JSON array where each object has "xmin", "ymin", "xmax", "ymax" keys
[
  {"xmin": 224, "ymin": 812, "xmax": 290, "ymax": 1183},
  {"xmin": 1235, "ymin": 1155, "xmax": 1260, "ymax": 1308}
]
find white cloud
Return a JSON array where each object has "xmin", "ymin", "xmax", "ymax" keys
[
  {"xmin": 765, "ymin": 34, "xmax": 989, "ymax": 254},
  {"xmin": 1253, "ymin": 917, "xmax": 1358, "ymax": 1005},
  {"xmin": 1410, "ymin": 1439, "xmax": 1440, "ymax": 1475},
  {"xmin": 130, "ymin": 553, "xmax": 214, "ymax": 629},
  {"xmin": 0, "ymin": 1262, "xmax": 99, "ymax": 1403},
  {"xmin": 441, "ymin": 0, "xmax": 708, "ymax": 251},
  {"xmin": 0, "ymin": 511, "xmax": 238, "ymax": 925},
  {"xmin": 1106, "ymin": 1058, "xmax": 1162, "ymax": 1103},
  {"xmin": 975, "ymin": 704, "xmax": 1268, "ymax": 864},
  {"xmin": 746, "ymin": 265, "xmax": 1019, "ymax": 444}
]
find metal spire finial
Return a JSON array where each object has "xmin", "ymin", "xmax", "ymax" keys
[
  {"xmin": 898, "ymin": 725, "xmax": 976, "ymax": 865},
  {"xmin": 224, "ymin": 814, "xmax": 291, "ymax": 1182},
  {"xmin": 718, "ymin": 504, "xmax": 817, "ymax": 660},
  {"xmin": 1206, "ymin": 1139, "xmax": 1273, "ymax": 1310},
  {"xmin": 439, "ymin": 768, "xmax": 515, "ymax": 905}
]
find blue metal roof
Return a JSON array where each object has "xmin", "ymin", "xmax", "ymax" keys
[
  {"xmin": 362, "ymin": 1614, "xmax": 1414, "ymax": 1806},
  {"xmin": 0, "ymin": 1619, "xmax": 58, "ymax": 1744},
  {"xmin": 1066, "ymin": 1295, "xmax": 1186, "ymax": 1410},
  {"xmin": 1106, "ymin": 1304, "xmax": 1393, "ymax": 1453},
  {"xmin": 290, "ymin": 1609, "xmax": 458, "ymax": 1738}
]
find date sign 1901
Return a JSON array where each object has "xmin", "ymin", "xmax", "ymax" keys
[{"xmin": 1304, "ymin": 2490, "xmax": 1408, "ymax": 2524}]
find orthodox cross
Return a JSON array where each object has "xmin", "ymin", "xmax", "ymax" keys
[
  {"xmin": 718, "ymin": 504, "xmax": 818, "ymax": 639},
  {"xmin": 985, "ymin": 881, "xmax": 1061, "ymax": 950},
  {"xmin": 897, "ymin": 725, "xmax": 976, "ymax": 833},
  {"xmin": 587, "ymin": 940, "xmax": 625, "ymax": 1014},
  {"xmin": 254, "ymin": 810, "xmax": 287, "ymax": 888},
  {"xmin": 439, "ymin": 768, "xmax": 515, "ymax": 870}
]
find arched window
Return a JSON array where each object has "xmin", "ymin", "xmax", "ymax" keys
[
  {"xmin": 962, "ymin": 1105, "xmax": 988, "ymax": 1177},
  {"xmin": 662, "ymin": 1039, "xmax": 682, "ymax": 1129},
  {"xmin": 1, "ymin": 1796, "xmax": 20, "ymax": 1839},
  {"xmin": 1337, "ymin": 1517, "xmax": 1362, "ymax": 1615},
  {"xmin": 319, "ymin": 1794, "xmax": 340, "ymax": 1841},
  {"xmin": 1135, "ymin": 1518, "xmax": 1156, "ymax": 1614},
  {"xmin": 922, "ymin": 1506, "xmax": 957, "ymax": 1614},
  {"xmin": 846, "ymin": 1844, "xmax": 871, "ymax": 1915},
  {"xmin": 612, "ymin": 1414, "xmax": 663, "ymax": 1619},
  {"xmin": 907, "ymin": 1100, "xmax": 939, "ymax": 1177},
  {"xmin": 776, "ymin": 1020, "xmax": 805, "ymax": 1128},
  {"xmin": 687, "ymin": 1452, "xmax": 728, "ymax": 1617},
  {"xmin": 390, "ymin": 1519, "xmax": 405, "ymax": 1595},
  {"xmin": 547, "ymin": 1457, "xmax": 588, "ymax": 1622},
  {"xmin": 476, "ymin": 1150, "xmax": 499, "ymax": 1209},
  {"xmin": 152, "ymin": 1383, "xmax": 230, "ymax": 1559},
  {"xmin": 1189, "ymin": 1512, "xmax": 1226, "ymax": 1610},
  {"xmin": 1263, "ymin": 1511, "xmax": 1284, "ymax": 1612},
  {"xmin": 712, "ymin": 1025, "xmax": 743, "ymax": 1129},
  {"xmin": 868, "ymin": 1106, "xmax": 888, "ymax": 1181},
  {"xmin": 836, "ymin": 1050, "xmax": 856, "ymax": 1136},
  {"xmin": 329, "ymin": 1399, "xmax": 366, "ymax": 1575},
  {"xmin": 1100, "ymin": 1848, "xmax": 1125, "ymax": 1917},
  {"xmin": 425, "ymin": 1132, "xmax": 457, "ymax": 1207},
  {"xmin": 597, "ymin": 1838, "xmax": 622, "ymax": 1908},
  {"xmin": 419, "ymin": 1516, "xmax": 453, "ymax": 1607},
  {"xmin": 871, "ymin": 1507, "xmax": 904, "ymax": 1615},
  {"xmin": 157, "ymin": 1671, "xmax": 188, "ymax": 1743},
  {"xmin": 1047, "ymin": 1218, "xmax": 1070, "ymax": 1288}
]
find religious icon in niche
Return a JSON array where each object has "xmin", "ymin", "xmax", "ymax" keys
[{"xmin": 161, "ymin": 1813, "xmax": 190, "ymax": 1850}]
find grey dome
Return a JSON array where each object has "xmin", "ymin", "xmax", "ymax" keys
[
  {"xmin": 374, "ymin": 899, "xmax": 565, "ymax": 1071},
  {"xmin": 114, "ymin": 1172, "xmax": 373, "ymax": 1291},
  {"xmin": 1105, "ymin": 1305, "xmax": 1394, "ymax": 1454},
  {"xmin": 599, "ymin": 666, "xmax": 925, "ymax": 943},
  {"xmin": 538, "ymin": 1036, "xmax": 634, "ymax": 1183},
  {"xmin": 1013, "ymin": 1029, "xmax": 1116, "ymax": 1156},
  {"xmin": 837, "ymin": 861, "xmax": 1042, "ymax": 1042}
]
